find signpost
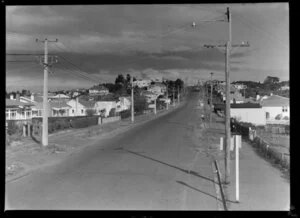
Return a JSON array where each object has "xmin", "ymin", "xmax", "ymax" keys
[{"xmin": 220, "ymin": 134, "xmax": 242, "ymax": 202}]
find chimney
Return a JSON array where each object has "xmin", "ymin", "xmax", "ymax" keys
[
  {"xmin": 31, "ymin": 93, "xmax": 34, "ymax": 101},
  {"xmin": 16, "ymin": 93, "xmax": 20, "ymax": 101},
  {"xmin": 10, "ymin": 94, "xmax": 14, "ymax": 100}
]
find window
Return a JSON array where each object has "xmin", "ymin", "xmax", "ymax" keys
[
  {"xmin": 26, "ymin": 111, "xmax": 31, "ymax": 119},
  {"xmin": 282, "ymin": 106, "xmax": 288, "ymax": 112},
  {"xmin": 38, "ymin": 110, "xmax": 42, "ymax": 116},
  {"xmin": 81, "ymin": 109, "xmax": 84, "ymax": 114},
  {"xmin": 11, "ymin": 111, "xmax": 16, "ymax": 119},
  {"xmin": 72, "ymin": 109, "xmax": 74, "ymax": 114},
  {"xmin": 6, "ymin": 111, "xmax": 9, "ymax": 119}
]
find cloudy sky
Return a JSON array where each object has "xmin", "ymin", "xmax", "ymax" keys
[{"xmin": 6, "ymin": 3, "xmax": 289, "ymax": 92}]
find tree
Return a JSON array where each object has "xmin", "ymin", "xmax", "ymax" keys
[
  {"xmin": 115, "ymin": 74, "xmax": 125, "ymax": 85},
  {"xmin": 264, "ymin": 76, "xmax": 279, "ymax": 84},
  {"xmin": 134, "ymin": 95, "xmax": 147, "ymax": 113}
]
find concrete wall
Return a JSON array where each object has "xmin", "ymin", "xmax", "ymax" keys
[
  {"xmin": 231, "ymin": 108, "xmax": 266, "ymax": 125},
  {"xmin": 101, "ymin": 116, "xmax": 120, "ymax": 124}
]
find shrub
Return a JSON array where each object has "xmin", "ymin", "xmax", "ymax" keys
[
  {"xmin": 275, "ymin": 114, "xmax": 282, "ymax": 120},
  {"xmin": 7, "ymin": 121, "xmax": 22, "ymax": 136},
  {"xmin": 109, "ymin": 108, "xmax": 116, "ymax": 117},
  {"xmin": 120, "ymin": 110, "xmax": 131, "ymax": 119},
  {"xmin": 86, "ymin": 109, "xmax": 96, "ymax": 116},
  {"xmin": 283, "ymin": 116, "xmax": 289, "ymax": 120}
]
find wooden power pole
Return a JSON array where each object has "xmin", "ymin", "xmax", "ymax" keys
[
  {"xmin": 210, "ymin": 72, "xmax": 214, "ymax": 124},
  {"xmin": 36, "ymin": 38, "xmax": 58, "ymax": 147},
  {"xmin": 131, "ymin": 76, "xmax": 134, "ymax": 123},
  {"xmin": 204, "ymin": 7, "xmax": 249, "ymax": 183}
]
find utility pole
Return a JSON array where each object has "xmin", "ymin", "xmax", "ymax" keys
[
  {"xmin": 177, "ymin": 86, "xmax": 180, "ymax": 103},
  {"xmin": 36, "ymin": 38, "xmax": 58, "ymax": 147},
  {"xmin": 166, "ymin": 83, "xmax": 169, "ymax": 110},
  {"xmin": 131, "ymin": 76, "xmax": 134, "ymax": 123},
  {"xmin": 210, "ymin": 72, "xmax": 214, "ymax": 124},
  {"xmin": 204, "ymin": 7, "xmax": 249, "ymax": 183},
  {"xmin": 172, "ymin": 86, "xmax": 175, "ymax": 107},
  {"xmin": 154, "ymin": 97, "xmax": 157, "ymax": 115}
]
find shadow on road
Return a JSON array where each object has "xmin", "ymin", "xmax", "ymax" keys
[
  {"xmin": 119, "ymin": 148, "xmax": 217, "ymax": 184},
  {"xmin": 176, "ymin": 181, "xmax": 238, "ymax": 204}
]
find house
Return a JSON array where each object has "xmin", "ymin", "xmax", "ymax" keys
[
  {"xmin": 6, "ymin": 99, "xmax": 34, "ymax": 120},
  {"xmin": 89, "ymin": 85, "xmax": 109, "ymax": 96},
  {"xmin": 95, "ymin": 100, "xmax": 118, "ymax": 117},
  {"xmin": 67, "ymin": 98, "xmax": 96, "ymax": 116},
  {"xmin": 214, "ymin": 103, "xmax": 266, "ymax": 126},
  {"xmin": 116, "ymin": 96, "xmax": 131, "ymax": 112},
  {"xmin": 49, "ymin": 101, "xmax": 71, "ymax": 117},
  {"xmin": 141, "ymin": 90, "xmax": 157, "ymax": 103},
  {"xmin": 230, "ymin": 103, "xmax": 266, "ymax": 126},
  {"xmin": 260, "ymin": 95, "xmax": 289, "ymax": 121},
  {"xmin": 233, "ymin": 83, "xmax": 247, "ymax": 90},
  {"xmin": 48, "ymin": 94, "xmax": 71, "ymax": 101},
  {"xmin": 133, "ymin": 79, "xmax": 152, "ymax": 88},
  {"xmin": 221, "ymin": 89, "xmax": 244, "ymax": 104},
  {"xmin": 280, "ymin": 85, "xmax": 289, "ymax": 91}
]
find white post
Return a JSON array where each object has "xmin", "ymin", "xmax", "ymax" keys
[
  {"xmin": 154, "ymin": 98, "xmax": 157, "ymax": 115},
  {"xmin": 42, "ymin": 38, "xmax": 48, "ymax": 146},
  {"xmin": 235, "ymin": 135, "xmax": 240, "ymax": 202},
  {"xmin": 220, "ymin": 137, "xmax": 223, "ymax": 151}
]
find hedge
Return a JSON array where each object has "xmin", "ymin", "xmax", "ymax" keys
[{"xmin": 32, "ymin": 116, "xmax": 100, "ymax": 133}]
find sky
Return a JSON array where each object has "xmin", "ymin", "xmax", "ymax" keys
[{"xmin": 6, "ymin": 3, "xmax": 289, "ymax": 92}]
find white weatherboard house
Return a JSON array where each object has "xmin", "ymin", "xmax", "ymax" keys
[
  {"xmin": 89, "ymin": 86, "xmax": 109, "ymax": 95},
  {"xmin": 133, "ymin": 79, "xmax": 152, "ymax": 88},
  {"xmin": 230, "ymin": 103, "xmax": 266, "ymax": 126},
  {"xmin": 95, "ymin": 101, "xmax": 118, "ymax": 117},
  {"xmin": 67, "ymin": 98, "xmax": 96, "ymax": 116},
  {"xmin": 116, "ymin": 97, "xmax": 131, "ymax": 112},
  {"xmin": 260, "ymin": 95, "xmax": 289, "ymax": 121}
]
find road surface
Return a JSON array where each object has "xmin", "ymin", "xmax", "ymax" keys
[{"xmin": 6, "ymin": 91, "xmax": 218, "ymax": 210}]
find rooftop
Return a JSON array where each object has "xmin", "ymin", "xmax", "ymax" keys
[
  {"xmin": 260, "ymin": 95, "xmax": 289, "ymax": 107},
  {"xmin": 6, "ymin": 99, "xmax": 34, "ymax": 108}
]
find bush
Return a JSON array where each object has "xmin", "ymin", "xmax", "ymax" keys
[
  {"xmin": 109, "ymin": 108, "xmax": 116, "ymax": 117},
  {"xmin": 120, "ymin": 110, "xmax": 131, "ymax": 119},
  {"xmin": 275, "ymin": 114, "xmax": 282, "ymax": 120},
  {"xmin": 7, "ymin": 121, "xmax": 21, "ymax": 135},
  {"xmin": 86, "ymin": 109, "xmax": 96, "ymax": 116}
]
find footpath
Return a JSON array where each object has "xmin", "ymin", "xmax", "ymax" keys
[
  {"xmin": 6, "ymin": 102, "xmax": 185, "ymax": 183},
  {"xmin": 206, "ymin": 115, "xmax": 290, "ymax": 210}
]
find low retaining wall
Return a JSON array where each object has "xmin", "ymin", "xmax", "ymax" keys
[{"xmin": 101, "ymin": 116, "xmax": 121, "ymax": 124}]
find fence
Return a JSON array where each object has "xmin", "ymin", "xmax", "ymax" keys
[
  {"xmin": 248, "ymin": 127, "xmax": 290, "ymax": 170},
  {"xmin": 263, "ymin": 124, "xmax": 289, "ymax": 135}
]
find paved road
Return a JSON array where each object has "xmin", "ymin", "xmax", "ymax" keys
[{"xmin": 6, "ymin": 91, "xmax": 218, "ymax": 210}]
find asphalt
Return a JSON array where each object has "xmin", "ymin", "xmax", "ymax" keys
[{"xmin": 5, "ymin": 91, "xmax": 219, "ymax": 210}]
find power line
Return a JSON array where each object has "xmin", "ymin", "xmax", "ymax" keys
[
  {"xmin": 231, "ymin": 13, "xmax": 288, "ymax": 49},
  {"xmin": 49, "ymin": 43, "xmax": 102, "ymax": 82}
]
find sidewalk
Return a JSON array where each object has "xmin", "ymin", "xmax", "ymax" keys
[
  {"xmin": 207, "ymin": 116, "xmax": 290, "ymax": 210},
  {"xmin": 218, "ymin": 140, "xmax": 290, "ymax": 210}
]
